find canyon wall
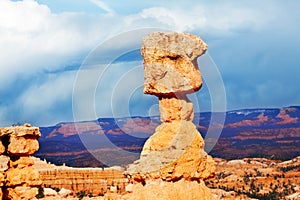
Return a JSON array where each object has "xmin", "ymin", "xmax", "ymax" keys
[{"xmin": 36, "ymin": 159, "xmax": 128, "ymax": 195}]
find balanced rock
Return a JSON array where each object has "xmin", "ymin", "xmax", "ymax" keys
[
  {"xmin": 126, "ymin": 32, "xmax": 215, "ymax": 200},
  {"xmin": 142, "ymin": 32, "xmax": 207, "ymax": 95}
]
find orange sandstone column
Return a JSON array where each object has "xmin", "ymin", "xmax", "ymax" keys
[{"xmin": 125, "ymin": 32, "xmax": 215, "ymax": 200}]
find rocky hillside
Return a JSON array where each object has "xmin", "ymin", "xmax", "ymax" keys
[
  {"xmin": 35, "ymin": 106, "xmax": 300, "ymax": 167},
  {"xmin": 207, "ymin": 156, "xmax": 300, "ymax": 199},
  {"xmin": 2, "ymin": 156, "xmax": 298, "ymax": 199}
]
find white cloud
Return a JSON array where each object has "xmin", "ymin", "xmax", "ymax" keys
[
  {"xmin": 16, "ymin": 71, "xmax": 76, "ymax": 126},
  {"xmin": 0, "ymin": 0, "xmax": 119, "ymax": 90},
  {"xmin": 124, "ymin": 3, "xmax": 274, "ymax": 33},
  {"xmin": 19, "ymin": 72, "xmax": 74, "ymax": 111},
  {"xmin": 72, "ymin": 60, "xmax": 145, "ymax": 122},
  {"xmin": 0, "ymin": 0, "xmax": 279, "ymax": 89},
  {"xmin": 89, "ymin": 0, "xmax": 114, "ymax": 14}
]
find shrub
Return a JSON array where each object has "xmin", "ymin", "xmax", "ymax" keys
[
  {"xmin": 36, "ymin": 186, "xmax": 44, "ymax": 199},
  {"xmin": 77, "ymin": 191, "xmax": 87, "ymax": 199}
]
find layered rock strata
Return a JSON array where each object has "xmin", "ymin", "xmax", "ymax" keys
[
  {"xmin": 126, "ymin": 32, "xmax": 215, "ymax": 200},
  {"xmin": 38, "ymin": 166, "xmax": 127, "ymax": 195},
  {"xmin": 0, "ymin": 124, "xmax": 41, "ymax": 199}
]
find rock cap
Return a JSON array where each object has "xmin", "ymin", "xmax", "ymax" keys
[
  {"xmin": 142, "ymin": 32, "xmax": 207, "ymax": 95},
  {"xmin": 0, "ymin": 124, "xmax": 41, "ymax": 138},
  {"xmin": 141, "ymin": 32, "xmax": 207, "ymax": 61}
]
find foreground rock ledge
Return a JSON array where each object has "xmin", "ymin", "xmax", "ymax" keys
[
  {"xmin": 0, "ymin": 124, "xmax": 41, "ymax": 200},
  {"xmin": 123, "ymin": 179, "xmax": 213, "ymax": 200},
  {"xmin": 125, "ymin": 32, "xmax": 215, "ymax": 200}
]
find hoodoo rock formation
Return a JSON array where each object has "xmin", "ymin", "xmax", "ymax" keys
[
  {"xmin": 0, "ymin": 124, "xmax": 41, "ymax": 200},
  {"xmin": 125, "ymin": 32, "xmax": 215, "ymax": 200}
]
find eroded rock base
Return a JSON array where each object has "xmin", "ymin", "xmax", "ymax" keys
[
  {"xmin": 123, "ymin": 179, "xmax": 214, "ymax": 200},
  {"xmin": 127, "ymin": 121, "xmax": 215, "ymax": 181}
]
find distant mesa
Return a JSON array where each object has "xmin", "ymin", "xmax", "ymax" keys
[
  {"xmin": 277, "ymin": 108, "xmax": 299, "ymax": 125},
  {"xmin": 36, "ymin": 106, "xmax": 300, "ymax": 167},
  {"xmin": 226, "ymin": 113, "xmax": 269, "ymax": 128}
]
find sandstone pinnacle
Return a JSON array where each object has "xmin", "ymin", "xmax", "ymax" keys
[{"xmin": 125, "ymin": 32, "xmax": 215, "ymax": 200}]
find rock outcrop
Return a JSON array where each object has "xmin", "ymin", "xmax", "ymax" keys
[
  {"xmin": 0, "ymin": 124, "xmax": 41, "ymax": 200},
  {"xmin": 207, "ymin": 156, "xmax": 300, "ymax": 199},
  {"xmin": 38, "ymin": 164, "xmax": 127, "ymax": 195},
  {"xmin": 125, "ymin": 32, "xmax": 215, "ymax": 200}
]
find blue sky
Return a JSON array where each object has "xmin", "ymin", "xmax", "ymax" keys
[{"xmin": 0, "ymin": 0, "xmax": 299, "ymax": 126}]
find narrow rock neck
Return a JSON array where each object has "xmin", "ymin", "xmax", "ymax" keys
[{"xmin": 158, "ymin": 94, "xmax": 194, "ymax": 123}]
